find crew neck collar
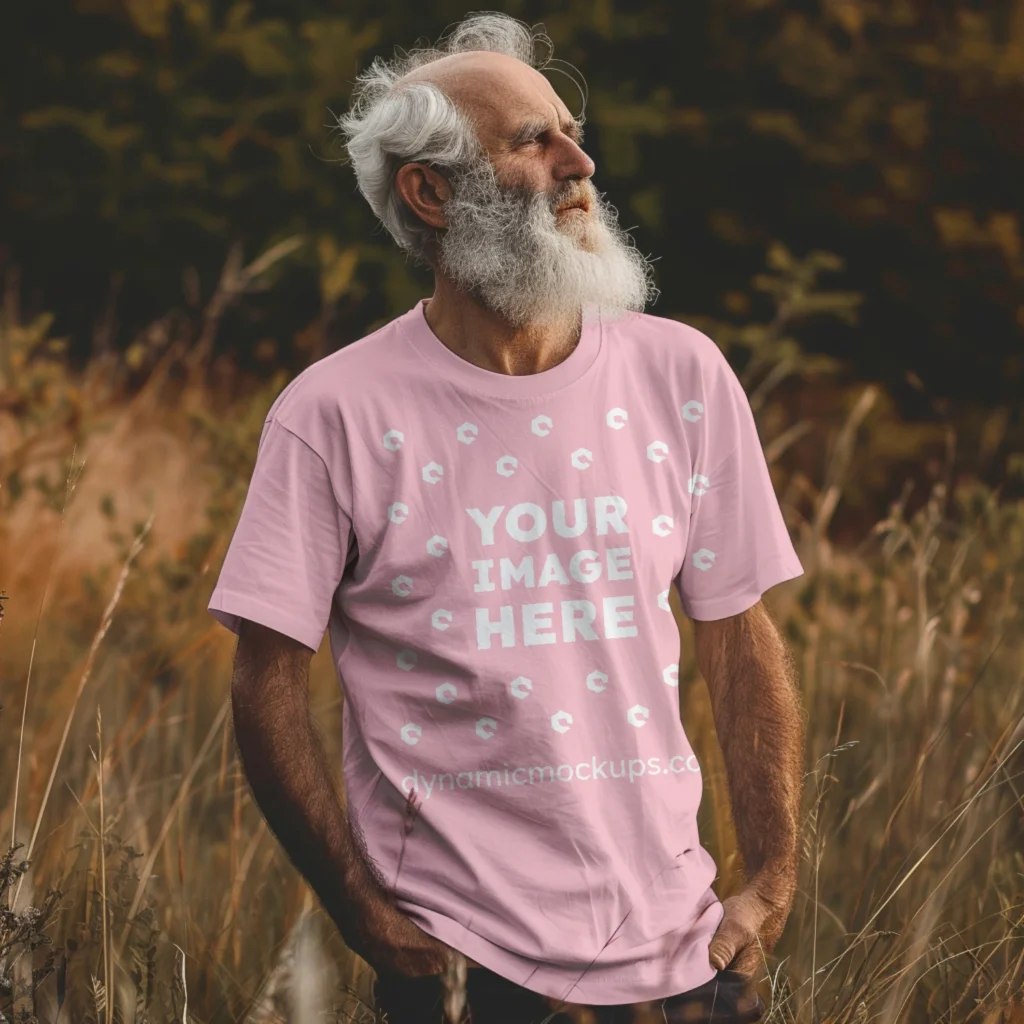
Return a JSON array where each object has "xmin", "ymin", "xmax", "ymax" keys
[{"xmin": 400, "ymin": 298, "xmax": 604, "ymax": 400}]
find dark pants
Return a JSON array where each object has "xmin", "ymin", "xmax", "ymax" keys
[{"xmin": 373, "ymin": 965, "xmax": 766, "ymax": 1023}]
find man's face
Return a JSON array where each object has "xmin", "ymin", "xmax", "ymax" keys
[{"xmin": 404, "ymin": 53, "xmax": 660, "ymax": 328}]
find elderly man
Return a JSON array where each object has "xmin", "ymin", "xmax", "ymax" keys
[{"xmin": 209, "ymin": 11, "xmax": 805, "ymax": 1024}]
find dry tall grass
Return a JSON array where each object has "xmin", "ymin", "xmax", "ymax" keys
[{"xmin": 1, "ymin": 273, "xmax": 1023, "ymax": 1023}]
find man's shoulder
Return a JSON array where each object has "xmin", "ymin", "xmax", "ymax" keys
[
  {"xmin": 267, "ymin": 314, "xmax": 409, "ymax": 423},
  {"xmin": 616, "ymin": 309, "xmax": 728, "ymax": 378},
  {"xmin": 262, "ymin": 312, "xmax": 411, "ymax": 456}
]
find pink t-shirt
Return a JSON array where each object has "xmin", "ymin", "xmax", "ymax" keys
[{"xmin": 209, "ymin": 298, "xmax": 804, "ymax": 1005}]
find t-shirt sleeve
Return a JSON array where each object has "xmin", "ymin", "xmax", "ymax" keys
[
  {"xmin": 207, "ymin": 416, "xmax": 352, "ymax": 653},
  {"xmin": 674, "ymin": 338, "xmax": 804, "ymax": 622}
]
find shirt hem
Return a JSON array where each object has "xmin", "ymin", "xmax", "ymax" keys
[{"xmin": 400, "ymin": 896, "xmax": 724, "ymax": 1006}]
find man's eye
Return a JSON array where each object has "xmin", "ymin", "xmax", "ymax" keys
[{"xmin": 520, "ymin": 133, "xmax": 583, "ymax": 148}]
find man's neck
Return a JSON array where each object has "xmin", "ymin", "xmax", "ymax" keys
[{"xmin": 424, "ymin": 294, "xmax": 581, "ymax": 377}]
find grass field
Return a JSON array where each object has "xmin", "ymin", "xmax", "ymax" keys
[{"xmin": 2, "ymin": 306, "xmax": 1023, "ymax": 1023}]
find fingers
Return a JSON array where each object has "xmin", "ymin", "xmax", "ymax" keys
[
  {"xmin": 727, "ymin": 942, "xmax": 764, "ymax": 979},
  {"xmin": 708, "ymin": 919, "xmax": 743, "ymax": 971},
  {"xmin": 708, "ymin": 889, "xmax": 770, "ymax": 971}
]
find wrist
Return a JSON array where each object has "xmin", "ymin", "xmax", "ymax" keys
[{"xmin": 334, "ymin": 859, "xmax": 390, "ymax": 921}]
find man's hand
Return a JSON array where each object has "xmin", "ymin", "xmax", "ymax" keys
[
  {"xmin": 708, "ymin": 868, "xmax": 795, "ymax": 978},
  {"xmin": 344, "ymin": 880, "xmax": 464, "ymax": 980}
]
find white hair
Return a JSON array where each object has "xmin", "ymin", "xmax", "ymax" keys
[{"xmin": 330, "ymin": 11, "xmax": 582, "ymax": 270}]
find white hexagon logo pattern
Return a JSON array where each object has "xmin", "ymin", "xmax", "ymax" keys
[
  {"xmin": 662, "ymin": 664, "xmax": 679, "ymax": 688},
  {"xmin": 476, "ymin": 717, "xmax": 497, "ymax": 740},
  {"xmin": 400, "ymin": 723, "xmax": 422, "ymax": 745},
  {"xmin": 652, "ymin": 515, "xmax": 674, "ymax": 537},
  {"xmin": 647, "ymin": 440, "xmax": 669, "ymax": 463},
  {"xmin": 693, "ymin": 548, "xmax": 716, "ymax": 571},
  {"xmin": 426, "ymin": 535, "xmax": 449, "ymax": 557},
  {"xmin": 681, "ymin": 400, "xmax": 704, "ymax": 423},
  {"xmin": 688, "ymin": 473, "xmax": 710, "ymax": 496},
  {"xmin": 586, "ymin": 670, "xmax": 609, "ymax": 693},
  {"xmin": 571, "ymin": 448, "xmax": 594, "ymax": 470},
  {"xmin": 657, "ymin": 589, "xmax": 671, "ymax": 612},
  {"xmin": 510, "ymin": 676, "xmax": 533, "ymax": 700},
  {"xmin": 456, "ymin": 422, "xmax": 479, "ymax": 444},
  {"xmin": 431, "ymin": 609, "xmax": 453, "ymax": 631},
  {"xmin": 606, "ymin": 408, "xmax": 628, "ymax": 430},
  {"xmin": 383, "ymin": 429, "xmax": 405, "ymax": 451},
  {"xmin": 551, "ymin": 710, "xmax": 573, "ymax": 734},
  {"xmin": 392, "ymin": 575, "xmax": 413, "ymax": 597},
  {"xmin": 436, "ymin": 682, "xmax": 457, "ymax": 704},
  {"xmin": 627, "ymin": 705, "xmax": 650, "ymax": 728},
  {"xmin": 396, "ymin": 649, "xmax": 418, "ymax": 672},
  {"xmin": 387, "ymin": 501, "xmax": 409, "ymax": 524},
  {"xmin": 422, "ymin": 461, "xmax": 443, "ymax": 485},
  {"xmin": 531, "ymin": 415, "xmax": 553, "ymax": 437}
]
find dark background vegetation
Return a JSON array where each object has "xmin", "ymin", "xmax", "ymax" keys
[{"xmin": 2, "ymin": 0, "xmax": 1022, "ymax": 527}]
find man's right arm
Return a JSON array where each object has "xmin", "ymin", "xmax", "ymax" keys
[{"xmin": 229, "ymin": 618, "xmax": 389, "ymax": 945}]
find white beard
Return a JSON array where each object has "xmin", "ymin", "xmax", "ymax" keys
[{"xmin": 433, "ymin": 159, "xmax": 661, "ymax": 329}]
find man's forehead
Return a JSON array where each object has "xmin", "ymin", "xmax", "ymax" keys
[
  {"xmin": 399, "ymin": 52, "xmax": 569, "ymax": 134},
  {"xmin": 401, "ymin": 49, "xmax": 532, "ymax": 87}
]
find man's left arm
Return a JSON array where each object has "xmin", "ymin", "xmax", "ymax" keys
[{"xmin": 692, "ymin": 598, "xmax": 806, "ymax": 968}]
